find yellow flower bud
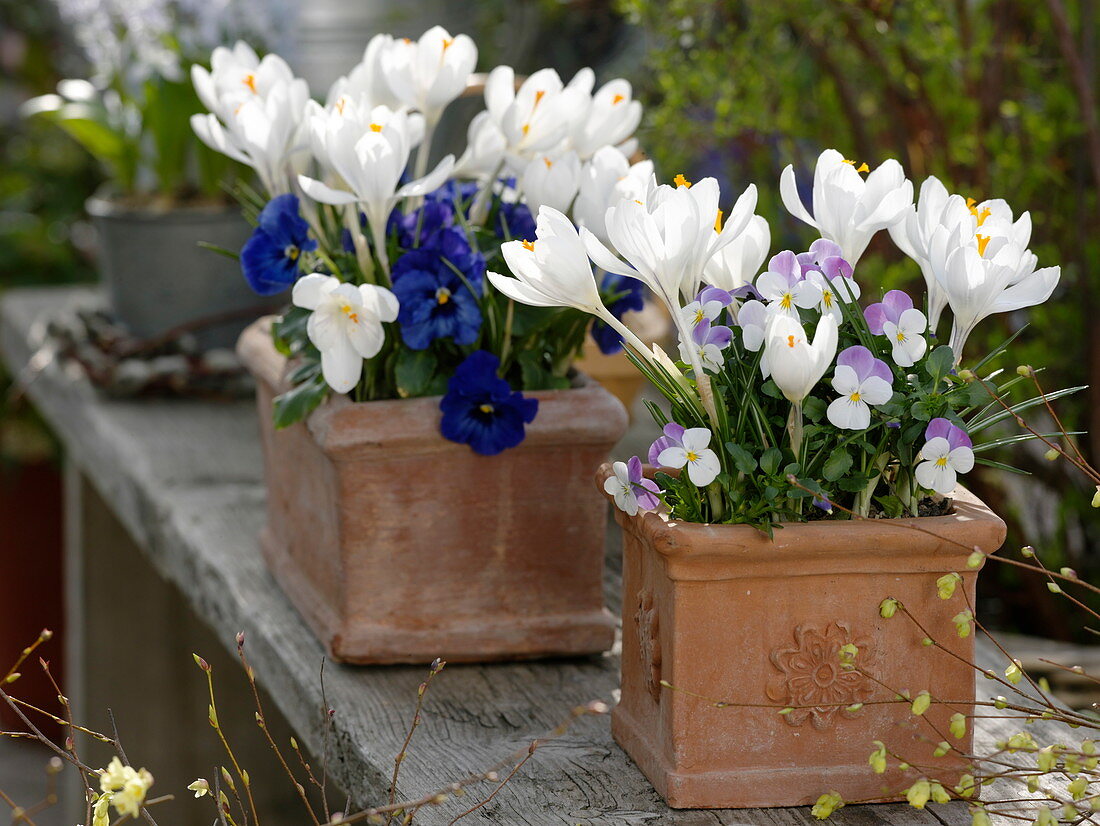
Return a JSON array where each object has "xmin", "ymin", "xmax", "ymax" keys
[
  {"xmin": 933, "ymin": 741, "xmax": 951, "ymax": 757},
  {"xmin": 956, "ymin": 774, "xmax": 976, "ymax": 798},
  {"xmin": 937, "ymin": 572, "xmax": 962, "ymax": 599},
  {"xmin": 971, "ymin": 807, "xmax": 992, "ymax": 826},
  {"xmin": 930, "ymin": 782, "xmax": 951, "ymax": 804},
  {"xmin": 1044, "ymin": 448, "xmax": 1060, "ymax": 461},
  {"xmin": 811, "ymin": 791, "xmax": 845, "ymax": 819},
  {"xmin": 912, "ymin": 691, "xmax": 932, "ymax": 716},
  {"xmin": 879, "ymin": 598, "xmax": 899, "ymax": 618},
  {"xmin": 1017, "ymin": 365, "xmax": 1033, "ymax": 377},
  {"xmin": 869, "ymin": 741, "xmax": 887, "ymax": 774},
  {"xmin": 906, "ymin": 779, "xmax": 931, "ymax": 809},
  {"xmin": 953, "ymin": 610, "xmax": 974, "ymax": 638},
  {"xmin": 1068, "ymin": 775, "xmax": 1088, "ymax": 800},
  {"xmin": 950, "ymin": 712, "xmax": 967, "ymax": 739},
  {"xmin": 967, "ymin": 550, "xmax": 984, "ymax": 568},
  {"xmin": 1005, "ymin": 660, "xmax": 1023, "ymax": 684}
]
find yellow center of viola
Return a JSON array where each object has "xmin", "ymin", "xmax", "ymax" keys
[
  {"xmin": 435, "ymin": 287, "xmax": 451, "ymax": 305},
  {"xmin": 786, "ymin": 335, "xmax": 797, "ymax": 348},
  {"xmin": 693, "ymin": 308, "xmax": 705, "ymax": 324},
  {"xmin": 935, "ymin": 456, "xmax": 949, "ymax": 467},
  {"xmin": 780, "ymin": 293, "xmax": 794, "ymax": 310},
  {"xmin": 243, "ymin": 73, "xmax": 257, "ymax": 93},
  {"xmin": 849, "ymin": 392, "xmax": 862, "ymax": 402},
  {"xmin": 686, "ymin": 451, "xmax": 699, "ymax": 462},
  {"xmin": 822, "ymin": 290, "xmax": 833, "ymax": 307},
  {"xmin": 340, "ymin": 304, "xmax": 359, "ymax": 324},
  {"xmin": 479, "ymin": 403, "xmax": 494, "ymax": 414},
  {"xmin": 521, "ymin": 240, "xmax": 535, "ymax": 252},
  {"xmin": 284, "ymin": 245, "xmax": 300, "ymax": 261},
  {"xmin": 714, "ymin": 209, "xmax": 724, "ymax": 233},
  {"xmin": 370, "ymin": 123, "xmax": 383, "ymax": 132},
  {"xmin": 673, "ymin": 173, "xmax": 692, "ymax": 189},
  {"xmin": 896, "ymin": 331, "xmax": 907, "ymax": 343},
  {"xmin": 976, "ymin": 234, "xmax": 991, "ymax": 256}
]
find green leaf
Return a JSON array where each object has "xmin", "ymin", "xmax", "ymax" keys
[
  {"xmin": 910, "ymin": 399, "xmax": 935, "ymax": 421},
  {"xmin": 724, "ymin": 442, "xmax": 757, "ymax": 474},
  {"xmin": 760, "ymin": 447, "xmax": 783, "ymax": 475},
  {"xmin": 823, "ymin": 448, "xmax": 854, "ymax": 481},
  {"xmin": 395, "ymin": 349, "xmax": 438, "ymax": 398},
  {"xmin": 837, "ymin": 475, "xmax": 872, "ymax": 492},
  {"xmin": 273, "ymin": 377, "xmax": 328, "ymax": 430},
  {"xmin": 802, "ymin": 396, "xmax": 826, "ymax": 422},
  {"xmin": 925, "ymin": 345, "xmax": 955, "ymax": 385}
]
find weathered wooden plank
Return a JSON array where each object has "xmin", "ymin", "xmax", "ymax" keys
[{"xmin": 3, "ymin": 286, "xmax": 1072, "ymax": 825}]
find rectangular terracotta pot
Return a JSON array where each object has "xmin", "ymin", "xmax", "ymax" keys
[
  {"xmin": 597, "ymin": 464, "xmax": 1006, "ymax": 809},
  {"xmin": 237, "ymin": 319, "xmax": 627, "ymax": 664}
]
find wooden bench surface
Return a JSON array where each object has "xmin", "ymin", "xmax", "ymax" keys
[{"xmin": 0, "ymin": 287, "xmax": 1065, "ymax": 825}]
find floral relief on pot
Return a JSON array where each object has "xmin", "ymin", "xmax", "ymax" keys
[
  {"xmin": 635, "ymin": 590, "xmax": 662, "ymax": 702},
  {"xmin": 766, "ymin": 622, "xmax": 876, "ymax": 731}
]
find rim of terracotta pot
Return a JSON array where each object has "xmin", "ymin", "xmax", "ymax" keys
[
  {"xmin": 596, "ymin": 462, "xmax": 1007, "ymax": 576},
  {"xmin": 239, "ymin": 317, "xmax": 629, "ymax": 455}
]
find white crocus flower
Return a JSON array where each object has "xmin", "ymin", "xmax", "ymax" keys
[
  {"xmin": 519, "ymin": 149, "xmax": 582, "ymax": 215},
  {"xmin": 483, "ymin": 66, "xmax": 590, "ymax": 161},
  {"xmin": 324, "ymin": 34, "xmax": 402, "ymax": 112},
  {"xmin": 291, "ymin": 273, "xmax": 399, "ymax": 394},
  {"xmin": 572, "ymin": 146, "xmax": 653, "ymax": 244},
  {"xmin": 780, "ymin": 148, "xmax": 913, "ymax": 264},
  {"xmin": 190, "ymin": 52, "xmax": 310, "ymax": 196},
  {"xmin": 703, "ymin": 215, "xmax": 770, "ymax": 294},
  {"xmin": 488, "ymin": 206, "xmax": 650, "ymax": 355},
  {"xmin": 566, "ymin": 71, "xmax": 643, "ymax": 160},
  {"xmin": 297, "ymin": 104, "xmax": 454, "ymax": 274},
  {"xmin": 453, "ymin": 110, "xmax": 507, "ymax": 180},
  {"xmin": 379, "ymin": 26, "xmax": 477, "ymax": 129},
  {"xmin": 656, "ymin": 427, "xmax": 722, "ymax": 487},
  {"xmin": 938, "ymin": 242, "xmax": 1060, "ymax": 362},
  {"xmin": 883, "ymin": 309, "xmax": 929, "ymax": 367},
  {"xmin": 915, "ymin": 437, "xmax": 975, "ymax": 495},
  {"xmin": 763, "ymin": 312, "xmax": 838, "ymax": 403}
]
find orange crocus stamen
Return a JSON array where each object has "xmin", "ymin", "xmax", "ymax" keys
[
  {"xmin": 787, "ymin": 335, "xmax": 797, "ymax": 348},
  {"xmin": 521, "ymin": 240, "xmax": 535, "ymax": 252},
  {"xmin": 673, "ymin": 173, "xmax": 691, "ymax": 188},
  {"xmin": 612, "ymin": 93, "xmax": 625, "ymax": 104},
  {"xmin": 370, "ymin": 123, "xmax": 383, "ymax": 132},
  {"xmin": 714, "ymin": 209, "xmax": 724, "ymax": 233},
  {"xmin": 976, "ymin": 234, "xmax": 991, "ymax": 256},
  {"xmin": 543, "ymin": 157, "xmax": 553, "ymax": 168},
  {"xmin": 243, "ymin": 73, "xmax": 257, "ymax": 93}
]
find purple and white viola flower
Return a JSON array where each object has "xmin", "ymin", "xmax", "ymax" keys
[
  {"xmin": 681, "ymin": 286, "xmax": 734, "ymax": 328},
  {"xmin": 807, "ymin": 256, "xmax": 860, "ymax": 321},
  {"xmin": 864, "ymin": 289, "xmax": 929, "ymax": 367},
  {"xmin": 650, "ymin": 423, "xmax": 722, "ymax": 487},
  {"xmin": 826, "ymin": 346, "xmax": 894, "ymax": 430},
  {"xmin": 755, "ymin": 250, "xmax": 822, "ymax": 316},
  {"xmin": 678, "ymin": 318, "xmax": 733, "ymax": 374},
  {"xmin": 915, "ymin": 418, "xmax": 974, "ymax": 495},
  {"xmin": 604, "ymin": 456, "xmax": 662, "ymax": 516},
  {"xmin": 734, "ymin": 299, "xmax": 771, "ymax": 377}
]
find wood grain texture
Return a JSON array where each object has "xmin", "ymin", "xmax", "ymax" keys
[{"xmin": 0, "ymin": 287, "xmax": 1067, "ymax": 826}]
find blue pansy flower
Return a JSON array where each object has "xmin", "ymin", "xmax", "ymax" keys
[
  {"xmin": 240, "ymin": 194, "xmax": 317, "ymax": 295},
  {"xmin": 426, "ymin": 179, "xmax": 478, "ymax": 212},
  {"xmin": 591, "ymin": 272, "xmax": 646, "ymax": 354},
  {"xmin": 391, "ymin": 249, "xmax": 483, "ymax": 349},
  {"xmin": 387, "ymin": 201, "xmax": 455, "ymax": 250},
  {"xmin": 494, "ymin": 201, "xmax": 536, "ymax": 242},
  {"xmin": 440, "ymin": 351, "xmax": 539, "ymax": 455}
]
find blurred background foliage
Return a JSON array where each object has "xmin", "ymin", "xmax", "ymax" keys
[{"xmin": 2, "ymin": 0, "xmax": 1098, "ymax": 636}]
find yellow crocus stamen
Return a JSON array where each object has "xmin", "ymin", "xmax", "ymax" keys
[
  {"xmin": 633, "ymin": 199, "xmax": 643, "ymax": 205},
  {"xmin": 521, "ymin": 240, "xmax": 535, "ymax": 252},
  {"xmin": 341, "ymin": 305, "xmax": 359, "ymax": 323},
  {"xmin": 335, "ymin": 97, "xmax": 347, "ymax": 114},
  {"xmin": 714, "ymin": 208, "xmax": 724, "ymax": 233},
  {"xmin": 243, "ymin": 73, "xmax": 257, "ymax": 93},
  {"xmin": 786, "ymin": 334, "xmax": 797, "ymax": 348},
  {"xmin": 612, "ymin": 93, "xmax": 625, "ymax": 104},
  {"xmin": 370, "ymin": 123, "xmax": 383, "ymax": 132},
  {"xmin": 521, "ymin": 124, "xmax": 530, "ymax": 136},
  {"xmin": 673, "ymin": 173, "xmax": 692, "ymax": 189},
  {"xmin": 534, "ymin": 90, "xmax": 546, "ymax": 106},
  {"xmin": 543, "ymin": 157, "xmax": 553, "ymax": 168},
  {"xmin": 967, "ymin": 198, "xmax": 991, "ymax": 226},
  {"xmin": 976, "ymin": 234, "xmax": 991, "ymax": 256},
  {"xmin": 842, "ymin": 159, "xmax": 870, "ymax": 173},
  {"xmin": 966, "ymin": 197, "xmax": 977, "ymax": 210},
  {"xmin": 685, "ymin": 450, "xmax": 700, "ymax": 462},
  {"xmin": 479, "ymin": 403, "xmax": 494, "ymax": 414},
  {"xmin": 442, "ymin": 37, "xmax": 454, "ymax": 50}
]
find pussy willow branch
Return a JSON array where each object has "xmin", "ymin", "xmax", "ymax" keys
[
  {"xmin": 40, "ymin": 657, "xmax": 94, "ymax": 824},
  {"xmin": 387, "ymin": 658, "xmax": 445, "ymax": 824},
  {"xmin": 445, "ymin": 747, "xmax": 535, "ymax": 826},
  {"xmin": 2, "ymin": 630, "xmax": 52, "ymax": 684}
]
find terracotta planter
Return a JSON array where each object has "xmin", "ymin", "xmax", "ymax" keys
[
  {"xmin": 238, "ymin": 319, "xmax": 627, "ymax": 664},
  {"xmin": 597, "ymin": 464, "xmax": 1006, "ymax": 809}
]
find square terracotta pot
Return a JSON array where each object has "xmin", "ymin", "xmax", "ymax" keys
[
  {"xmin": 597, "ymin": 464, "xmax": 1006, "ymax": 809},
  {"xmin": 237, "ymin": 320, "xmax": 627, "ymax": 664}
]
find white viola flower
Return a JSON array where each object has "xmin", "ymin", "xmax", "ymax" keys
[
  {"xmin": 780, "ymin": 148, "xmax": 913, "ymax": 265},
  {"xmin": 678, "ymin": 318, "xmax": 734, "ymax": 375},
  {"xmin": 764, "ymin": 311, "xmax": 838, "ymax": 403},
  {"xmin": 735, "ymin": 299, "xmax": 772, "ymax": 378},
  {"xmin": 572, "ymin": 145, "xmax": 653, "ymax": 244},
  {"xmin": 519, "ymin": 149, "xmax": 582, "ymax": 215},
  {"xmin": 566, "ymin": 71, "xmax": 643, "ymax": 160},
  {"xmin": 484, "ymin": 66, "xmax": 589, "ymax": 160},
  {"xmin": 755, "ymin": 251, "xmax": 822, "ymax": 316},
  {"xmin": 681, "ymin": 286, "xmax": 734, "ymax": 328},
  {"xmin": 291, "ymin": 273, "xmax": 399, "ymax": 394},
  {"xmin": 938, "ymin": 242, "xmax": 1060, "ymax": 362},
  {"xmin": 325, "ymin": 34, "xmax": 402, "ymax": 112},
  {"xmin": 915, "ymin": 419, "xmax": 975, "ymax": 495},
  {"xmin": 190, "ymin": 55, "xmax": 310, "ymax": 196},
  {"xmin": 582, "ymin": 175, "xmax": 758, "ymax": 314},
  {"xmin": 297, "ymin": 104, "xmax": 454, "ymax": 272},
  {"xmin": 865, "ymin": 290, "xmax": 929, "ymax": 367},
  {"xmin": 703, "ymin": 214, "xmax": 771, "ymax": 294},
  {"xmin": 826, "ymin": 346, "xmax": 894, "ymax": 430},
  {"xmin": 656, "ymin": 426, "xmax": 722, "ymax": 487},
  {"xmin": 453, "ymin": 110, "xmax": 507, "ymax": 180},
  {"xmin": 380, "ymin": 26, "xmax": 478, "ymax": 128},
  {"xmin": 806, "ymin": 260, "xmax": 861, "ymax": 322},
  {"xmin": 603, "ymin": 456, "xmax": 662, "ymax": 516}
]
